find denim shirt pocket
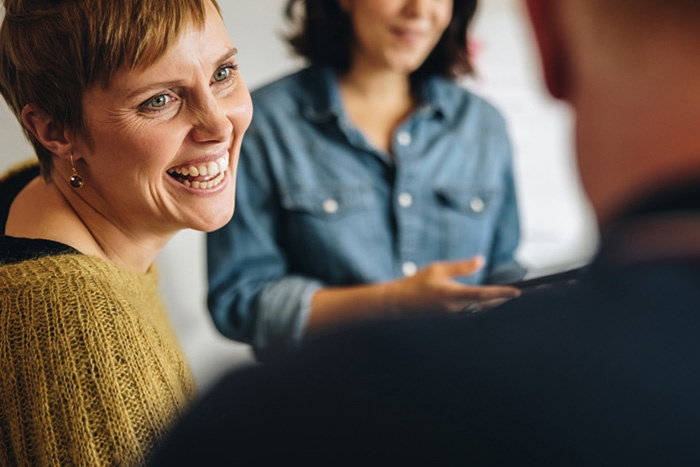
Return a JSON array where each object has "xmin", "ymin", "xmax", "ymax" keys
[
  {"xmin": 435, "ymin": 186, "xmax": 503, "ymax": 262},
  {"xmin": 280, "ymin": 185, "xmax": 373, "ymax": 218},
  {"xmin": 279, "ymin": 185, "xmax": 379, "ymax": 278}
]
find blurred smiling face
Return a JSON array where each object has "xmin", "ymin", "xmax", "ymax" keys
[
  {"xmin": 341, "ymin": 0, "xmax": 453, "ymax": 73},
  {"xmin": 75, "ymin": 1, "xmax": 252, "ymax": 236}
]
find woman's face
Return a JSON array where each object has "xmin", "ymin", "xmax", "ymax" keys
[
  {"xmin": 75, "ymin": 1, "xmax": 252, "ymax": 237},
  {"xmin": 341, "ymin": 0, "xmax": 453, "ymax": 74}
]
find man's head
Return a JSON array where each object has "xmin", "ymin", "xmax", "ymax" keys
[{"xmin": 525, "ymin": 0, "xmax": 700, "ymax": 225}]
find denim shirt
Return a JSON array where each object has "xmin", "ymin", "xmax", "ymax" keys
[{"xmin": 207, "ymin": 66, "xmax": 525, "ymax": 359}]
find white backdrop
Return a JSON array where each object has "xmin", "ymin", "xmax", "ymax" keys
[{"xmin": 0, "ymin": 0, "xmax": 597, "ymax": 390}]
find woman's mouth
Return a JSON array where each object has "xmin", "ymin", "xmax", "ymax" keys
[
  {"xmin": 391, "ymin": 27, "xmax": 426, "ymax": 45},
  {"xmin": 167, "ymin": 156, "xmax": 228, "ymax": 189}
]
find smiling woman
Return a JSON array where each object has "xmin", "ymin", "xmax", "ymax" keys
[
  {"xmin": 0, "ymin": 0, "xmax": 251, "ymax": 464},
  {"xmin": 206, "ymin": 0, "xmax": 525, "ymax": 361}
]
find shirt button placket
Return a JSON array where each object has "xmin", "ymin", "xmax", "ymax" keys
[{"xmin": 394, "ymin": 129, "xmax": 420, "ymax": 279}]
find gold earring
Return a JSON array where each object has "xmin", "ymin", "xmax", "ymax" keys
[{"xmin": 69, "ymin": 153, "xmax": 83, "ymax": 189}]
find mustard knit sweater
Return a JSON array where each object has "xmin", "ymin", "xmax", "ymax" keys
[
  {"xmin": 0, "ymin": 165, "xmax": 196, "ymax": 466},
  {"xmin": 0, "ymin": 253, "xmax": 196, "ymax": 466}
]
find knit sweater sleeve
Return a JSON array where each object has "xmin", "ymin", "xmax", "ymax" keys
[{"xmin": 0, "ymin": 254, "xmax": 196, "ymax": 466}]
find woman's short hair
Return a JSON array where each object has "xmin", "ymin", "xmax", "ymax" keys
[
  {"xmin": 0, "ymin": 0, "xmax": 221, "ymax": 179},
  {"xmin": 284, "ymin": 0, "xmax": 477, "ymax": 83}
]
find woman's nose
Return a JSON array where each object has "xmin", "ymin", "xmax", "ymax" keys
[
  {"xmin": 190, "ymin": 92, "xmax": 234, "ymax": 144},
  {"xmin": 404, "ymin": 0, "xmax": 429, "ymax": 17}
]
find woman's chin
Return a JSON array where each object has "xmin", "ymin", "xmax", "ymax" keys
[{"xmin": 190, "ymin": 203, "xmax": 236, "ymax": 233}]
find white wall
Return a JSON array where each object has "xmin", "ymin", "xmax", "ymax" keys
[
  {"xmin": 465, "ymin": 0, "xmax": 598, "ymax": 273},
  {"xmin": 0, "ymin": 0, "xmax": 597, "ymax": 390}
]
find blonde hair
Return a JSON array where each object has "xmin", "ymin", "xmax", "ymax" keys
[{"xmin": 0, "ymin": 0, "xmax": 221, "ymax": 179}]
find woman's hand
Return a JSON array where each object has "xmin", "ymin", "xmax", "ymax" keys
[
  {"xmin": 308, "ymin": 257, "xmax": 521, "ymax": 338},
  {"xmin": 384, "ymin": 257, "xmax": 521, "ymax": 317}
]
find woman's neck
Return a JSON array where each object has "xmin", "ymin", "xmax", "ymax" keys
[
  {"xmin": 6, "ymin": 176, "xmax": 169, "ymax": 273},
  {"xmin": 338, "ymin": 64, "xmax": 416, "ymax": 154}
]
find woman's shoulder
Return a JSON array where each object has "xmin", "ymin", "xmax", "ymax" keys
[
  {"xmin": 252, "ymin": 66, "xmax": 320, "ymax": 96},
  {"xmin": 0, "ymin": 253, "xmax": 170, "ymax": 362},
  {"xmin": 0, "ymin": 254, "xmax": 193, "ymax": 466},
  {"xmin": 426, "ymin": 77, "xmax": 508, "ymax": 128},
  {"xmin": 0, "ymin": 252, "xmax": 160, "ymax": 304},
  {"xmin": 250, "ymin": 66, "xmax": 328, "ymax": 113},
  {"xmin": 425, "ymin": 78, "xmax": 508, "ymax": 138}
]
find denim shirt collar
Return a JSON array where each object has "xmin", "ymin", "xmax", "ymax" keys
[
  {"xmin": 420, "ymin": 76, "xmax": 456, "ymax": 121},
  {"xmin": 300, "ymin": 65, "xmax": 455, "ymax": 125}
]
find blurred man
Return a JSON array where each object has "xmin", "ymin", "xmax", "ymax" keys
[{"xmin": 152, "ymin": 1, "xmax": 700, "ymax": 464}]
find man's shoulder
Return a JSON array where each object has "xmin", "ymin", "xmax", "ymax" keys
[{"xmin": 153, "ymin": 259, "xmax": 700, "ymax": 465}]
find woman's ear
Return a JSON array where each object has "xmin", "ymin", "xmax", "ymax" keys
[
  {"xmin": 21, "ymin": 104, "xmax": 73, "ymax": 159},
  {"xmin": 524, "ymin": 0, "xmax": 570, "ymax": 100}
]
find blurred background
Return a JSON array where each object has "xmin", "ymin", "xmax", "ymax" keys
[{"xmin": 0, "ymin": 0, "xmax": 597, "ymax": 390}]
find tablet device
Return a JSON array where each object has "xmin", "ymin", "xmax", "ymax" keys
[{"xmin": 509, "ymin": 266, "xmax": 586, "ymax": 293}]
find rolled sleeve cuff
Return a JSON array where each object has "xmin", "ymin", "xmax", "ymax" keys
[{"xmin": 252, "ymin": 276, "xmax": 323, "ymax": 360}]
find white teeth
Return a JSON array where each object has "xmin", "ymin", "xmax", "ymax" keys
[
  {"xmin": 171, "ymin": 157, "xmax": 228, "ymax": 176},
  {"xmin": 207, "ymin": 161, "xmax": 220, "ymax": 177},
  {"xmin": 169, "ymin": 156, "xmax": 229, "ymax": 190},
  {"xmin": 178, "ymin": 169, "xmax": 226, "ymax": 190}
]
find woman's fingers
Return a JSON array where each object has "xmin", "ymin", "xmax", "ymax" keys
[
  {"xmin": 437, "ymin": 280, "xmax": 520, "ymax": 300},
  {"xmin": 439, "ymin": 285, "xmax": 520, "ymax": 313},
  {"xmin": 436, "ymin": 256, "xmax": 485, "ymax": 278},
  {"xmin": 466, "ymin": 285, "xmax": 520, "ymax": 301},
  {"xmin": 394, "ymin": 258, "xmax": 521, "ymax": 315},
  {"xmin": 460, "ymin": 297, "xmax": 515, "ymax": 314}
]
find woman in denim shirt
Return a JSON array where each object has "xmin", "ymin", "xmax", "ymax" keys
[{"xmin": 208, "ymin": 0, "xmax": 525, "ymax": 360}]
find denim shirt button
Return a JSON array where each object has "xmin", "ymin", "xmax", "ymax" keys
[
  {"xmin": 470, "ymin": 197, "xmax": 485, "ymax": 213},
  {"xmin": 323, "ymin": 198, "xmax": 339, "ymax": 214},
  {"xmin": 396, "ymin": 131, "xmax": 412, "ymax": 147},
  {"xmin": 398, "ymin": 192, "xmax": 413, "ymax": 208},
  {"xmin": 402, "ymin": 261, "xmax": 418, "ymax": 277}
]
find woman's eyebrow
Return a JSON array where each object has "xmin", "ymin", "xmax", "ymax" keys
[
  {"xmin": 124, "ymin": 47, "xmax": 239, "ymax": 101},
  {"xmin": 218, "ymin": 47, "xmax": 239, "ymax": 63}
]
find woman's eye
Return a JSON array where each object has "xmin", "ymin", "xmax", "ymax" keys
[
  {"xmin": 143, "ymin": 94, "xmax": 170, "ymax": 109},
  {"xmin": 212, "ymin": 65, "xmax": 237, "ymax": 83},
  {"xmin": 213, "ymin": 68, "xmax": 229, "ymax": 82},
  {"xmin": 151, "ymin": 95, "xmax": 168, "ymax": 107}
]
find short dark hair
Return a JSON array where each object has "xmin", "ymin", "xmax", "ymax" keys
[{"xmin": 284, "ymin": 0, "xmax": 477, "ymax": 83}]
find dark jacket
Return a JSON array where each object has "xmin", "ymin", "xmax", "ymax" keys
[{"xmin": 152, "ymin": 182, "xmax": 700, "ymax": 466}]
